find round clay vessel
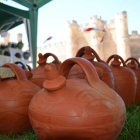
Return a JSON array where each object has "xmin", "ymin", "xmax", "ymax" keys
[
  {"xmin": 0, "ymin": 63, "xmax": 41, "ymax": 134},
  {"xmin": 106, "ymin": 55, "xmax": 137, "ymax": 105},
  {"xmin": 29, "ymin": 57, "xmax": 126, "ymax": 140},
  {"xmin": 125, "ymin": 57, "xmax": 140, "ymax": 103},
  {"xmin": 30, "ymin": 53, "xmax": 61, "ymax": 88},
  {"xmin": 69, "ymin": 46, "xmax": 115, "ymax": 89}
]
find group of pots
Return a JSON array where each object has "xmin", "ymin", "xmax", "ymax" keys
[{"xmin": 0, "ymin": 45, "xmax": 139, "ymax": 140}]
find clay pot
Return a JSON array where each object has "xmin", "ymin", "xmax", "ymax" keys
[
  {"xmin": 106, "ymin": 55, "xmax": 137, "ymax": 105},
  {"xmin": 0, "ymin": 63, "xmax": 41, "ymax": 134},
  {"xmin": 125, "ymin": 57, "xmax": 140, "ymax": 103},
  {"xmin": 29, "ymin": 57, "xmax": 126, "ymax": 140},
  {"xmin": 30, "ymin": 53, "xmax": 61, "ymax": 88},
  {"xmin": 69, "ymin": 46, "xmax": 115, "ymax": 89}
]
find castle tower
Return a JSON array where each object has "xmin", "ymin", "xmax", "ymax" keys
[
  {"xmin": 1, "ymin": 32, "xmax": 10, "ymax": 45},
  {"xmin": 115, "ymin": 11, "xmax": 131, "ymax": 59},
  {"xmin": 16, "ymin": 33, "xmax": 22, "ymax": 43},
  {"xmin": 90, "ymin": 16, "xmax": 104, "ymax": 59},
  {"xmin": 66, "ymin": 20, "xmax": 78, "ymax": 58}
]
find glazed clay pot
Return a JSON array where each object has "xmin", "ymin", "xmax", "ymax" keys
[
  {"xmin": 69, "ymin": 46, "xmax": 115, "ymax": 89},
  {"xmin": 106, "ymin": 55, "xmax": 137, "ymax": 105},
  {"xmin": 125, "ymin": 57, "xmax": 140, "ymax": 103},
  {"xmin": 29, "ymin": 58, "xmax": 126, "ymax": 140},
  {"xmin": 0, "ymin": 63, "xmax": 41, "ymax": 134},
  {"xmin": 30, "ymin": 53, "xmax": 61, "ymax": 88}
]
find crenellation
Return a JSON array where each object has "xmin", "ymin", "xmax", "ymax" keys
[
  {"xmin": 130, "ymin": 31, "xmax": 140, "ymax": 38},
  {"xmin": 98, "ymin": 16, "xmax": 101, "ymax": 20},
  {"xmin": 72, "ymin": 20, "xmax": 78, "ymax": 26},
  {"xmin": 115, "ymin": 11, "xmax": 127, "ymax": 20},
  {"xmin": 107, "ymin": 19, "xmax": 115, "ymax": 28},
  {"xmin": 66, "ymin": 21, "xmax": 72, "ymax": 28},
  {"xmin": 120, "ymin": 11, "xmax": 127, "ymax": 18},
  {"xmin": 46, "ymin": 44, "xmax": 51, "ymax": 48},
  {"xmin": 85, "ymin": 23, "xmax": 90, "ymax": 28},
  {"xmin": 58, "ymin": 42, "xmax": 63, "ymax": 46}
]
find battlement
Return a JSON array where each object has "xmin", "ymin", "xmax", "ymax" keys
[
  {"xmin": 115, "ymin": 11, "xmax": 127, "ymax": 19},
  {"xmin": 66, "ymin": 20, "xmax": 78, "ymax": 27},
  {"xmin": 130, "ymin": 31, "xmax": 140, "ymax": 38},
  {"xmin": 106, "ymin": 19, "xmax": 115, "ymax": 28},
  {"xmin": 46, "ymin": 41, "xmax": 66, "ymax": 48},
  {"xmin": 90, "ymin": 15, "xmax": 103, "ymax": 23}
]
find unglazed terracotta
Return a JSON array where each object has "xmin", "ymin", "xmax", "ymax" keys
[
  {"xmin": 30, "ymin": 53, "xmax": 61, "ymax": 88},
  {"xmin": 125, "ymin": 57, "xmax": 140, "ymax": 103},
  {"xmin": 69, "ymin": 46, "xmax": 115, "ymax": 89},
  {"xmin": 29, "ymin": 57, "xmax": 126, "ymax": 140},
  {"xmin": 0, "ymin": 63, "xmax": 41, "ymax": 134},
  {"xmin": 68, "ymin": 63, "xmax": 103, "ymax": 79},
  {"xmin": 106, "ymin": 55, "xmax": 137, "ymax": 105}
]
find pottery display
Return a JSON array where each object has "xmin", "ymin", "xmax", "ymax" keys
[
  {"xmin": 30, "ymin": 53, "xmax": 61, "ymax": 88},
  {"xmin": 29, "ymin": 57, "xmax": 126, "ymax": 140},
  {"xmin": 106, "ymin": 55, "xmax": 137, "ymax": 105},
  {"xmin": 125, "ymin": 57, "xmax": 140, "ymax": 103},
  {"xmin": 69, "ymin": 46, "xmax": 115, "ymax": 89},
  {"xmin": 0, "ymin": 63, "xmax": 41, "ymax": 134}
]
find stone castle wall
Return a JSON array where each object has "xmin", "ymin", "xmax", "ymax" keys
[{"xmin": 37, "ymin": 11, "xmax": 140, "ymax": 62}]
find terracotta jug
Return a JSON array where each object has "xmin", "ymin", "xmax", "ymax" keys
[
  {"xmin": 29, "ymin": 57, "xmax": 126, "ymax": 140},
  {"xmin": 106, "ymin": 55, "xmax": 137, "ymax": 105},
  {"xmin": 69, "ymin": 46, "xmax": 115, "ymax": 89},
  {"xmin": 0, "ymin": 63, "xmax": 41, "ymax": 134},
  {"xmin": 125, "ymin": 57, "xmax": 140, "ymax": 103},
  {"xmin": 30, "ymin": 53, "xmax": 61, "ymax": 88}
]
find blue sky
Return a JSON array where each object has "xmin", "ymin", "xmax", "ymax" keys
[{"xmin": 3, "ymin": 0, "xmax": 140, "ymax": 51}]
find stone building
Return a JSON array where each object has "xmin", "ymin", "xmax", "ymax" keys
[{"xmin": 38, "ymin": 11, "xmax": 140, "ymax": 62}]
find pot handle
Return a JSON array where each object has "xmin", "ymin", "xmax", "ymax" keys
[
  {"xmin": 75, "ymin": 46, "xmax": 105, "ymax": 63},
  {"xmin": 75, "ymin": 46, "xmax": 86, "ymax": 57},
  {"xmin": 1, "ymin": 63, "xmax": 39, "ymax": 91},
  {"xmin": 14, "ymin": 61, "xmax": 27, "ymax": 70},
  {"xmin": 59, "ymin": 57, "xmax": 99, "ymax": 82},
  {"xmin": 59, "ymin": 57, "xmax": 115, "ymax": 98},
  {"xmin": 26, "ymin": 64, "xmax": 32, "ymax": 71},
  {"xmin": 106, "ymin": 54, "xmax": 126, "ymax": 67},
  {"xmin": 125, "ymin": 57, "xmax": 140, "ymax": 67},
  {"xmin": 43, "ymin": 53, "xmax": 61, "ymax": 64}
]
